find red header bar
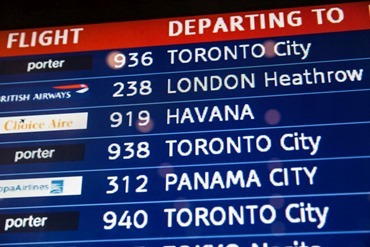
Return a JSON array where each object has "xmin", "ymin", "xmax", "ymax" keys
[{"xmin": 0, "ymin": 2, "xmax": 369, "ymax": 57}]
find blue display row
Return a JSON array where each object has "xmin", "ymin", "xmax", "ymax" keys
[
  {"xmin": 0, "ymin": 123, "xmax": 368, "ymax": 173},
  {"xmin": 0, "ymin": 57, "xmax": 368, "ymax": 112},
  {"xmin": 0, "ymin": 157, "xmax": 368, "ymax": 208},
  {"xmin": 0, "ymin": 194, "xmax": 368, "ymax": 244},
  {"xmin": 5, "ymin": 234, "xmax": 368, "ymax": 247},
  {"xmin": 0, "ymin": 89, "xmax": 368, "ymax": 142}
]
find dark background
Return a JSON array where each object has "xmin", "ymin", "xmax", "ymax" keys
[{"xmin": 0, "ymin": 0, "xmax": 366, "ymax": 30}]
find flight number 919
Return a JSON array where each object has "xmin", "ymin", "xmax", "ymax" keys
[{"xmin": 110, "ymin": 110, "xmax": 150, "ymax": 128}]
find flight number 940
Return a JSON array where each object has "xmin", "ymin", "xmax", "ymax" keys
[{"xmin": 103, "ymin": 210, "xmax": 148, "ymax": 230}]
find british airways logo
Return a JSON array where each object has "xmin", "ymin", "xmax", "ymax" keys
[
  {"xmin": 0, "ymin": 83, "xmax": 89, "ymax": 103},
  {"xmin": 53, "ymin": 84, "xmax": 89, "ymax": 94}
]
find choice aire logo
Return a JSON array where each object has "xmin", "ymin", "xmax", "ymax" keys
[
  {"xmin": 0, "ymin": 83, "xmax": 89, "ymax": 104},
  {"xmin": 0, "ymin": 112, "xmax": 88, "ymax": 134},
  {"xmin": 0, "ymin": 176, "xmax": 83, "ymax": 199}
]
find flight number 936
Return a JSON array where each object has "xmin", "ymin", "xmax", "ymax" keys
[{"xmin": 109, "ymin": 51, "xmax": 153, "ymax": 69}]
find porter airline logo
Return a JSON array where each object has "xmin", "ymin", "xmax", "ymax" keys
[
  {"xmin": 0, "ymin": 112, "xmax": 88, "ymax": 134},
  {"xmin": 0, "ymin": 176, "xmax": 83, "ymax": 199}
]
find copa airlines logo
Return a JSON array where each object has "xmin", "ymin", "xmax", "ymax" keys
[
  {"xmin": 0, "ymin": 112, "xmax": 88, "ymax": 134},
  {"xmin": 0, "ymin": 83, "xmax": 89, "ymax": 104},
  {"xmin": 0, "ymin": 176, "xmax": 83, "ymax": 199}
]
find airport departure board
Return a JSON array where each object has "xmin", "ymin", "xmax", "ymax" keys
[{"xmin": 0, "ymin": 1, "xmax": 369, "ymax": 246}]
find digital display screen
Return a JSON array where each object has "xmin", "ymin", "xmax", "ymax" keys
[{"xmin": 0, "ymin": 2, "xmax": 369, "ymax": 246}]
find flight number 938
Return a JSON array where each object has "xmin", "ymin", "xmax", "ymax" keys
[{"xmin": 108, "ymin": 142, "xmax": 150, "ymax": 160}]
